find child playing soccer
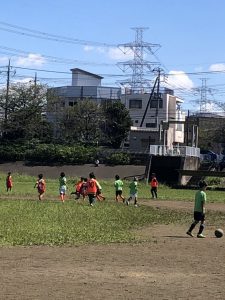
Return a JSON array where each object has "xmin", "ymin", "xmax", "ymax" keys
[
  {"xmin": 186, "ymin": 180, "xmax": 207, "ymax": 238},
  {"xmin": 34, "ymin": 174, "xmax": 46, "ymax": 201},
  {"xmin": 6, "ymin": 172, "xmax": 13, "ymax": 192},
  {"xmin": 114, "ymin": 174, "xmax": 125, "ymax": 202},
  {"xmin": 59, "ymin": 172, "xmax": 67, "ymax": 202},
  {"xmin": 86, "ymin": 172, "xmax": 102, "ymax": 206},
  {"xmin": 71, "ymin": 177, "xmax": 84, "ymax": 199},
  {"xmin": 150, "ymin": 173, "xmax": 158, "ymax": 199},
  {"xmin": 126, "ymin": 177, "xmax": 138, "ymax": 207}
]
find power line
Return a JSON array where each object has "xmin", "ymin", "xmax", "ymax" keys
[{"xmin": 0, "ymin": 21, "xmax": 116, "ymax": 47}]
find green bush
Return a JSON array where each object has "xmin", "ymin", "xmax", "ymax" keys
[{"xmin": 106, "ymin": 152, "xmax": 130, "ymax": 165}]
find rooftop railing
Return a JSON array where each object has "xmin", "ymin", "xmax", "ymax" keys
[{"xmin": 149, "ymin": 145, "xmax": 200, "ymax": 158}]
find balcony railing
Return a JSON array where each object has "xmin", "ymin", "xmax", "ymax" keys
[{"xmin": 149, "ymin": 145, "xmax": 200, "ymax": 158}]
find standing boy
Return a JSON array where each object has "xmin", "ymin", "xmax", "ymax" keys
[
  {"xmin": 6, "ymin": 172, "xmax": 13, "ymax": 192},
  {"xmin": 126, "ymin": 177, "xmax": 138, "ymax": 207},
  {"xmin": 114, "ymin": 175, "xmax": 125, "ymax": 202},
  {"xmin": 186, "ymin": 180, "xmax": 207, "ymax": 238},
  {"xmin": 150, "ymin": 173, "xmax": 158, "ymax": 199},
  {"xmin": 59, "ymin": 172, "xmax": 67, "ymax": 203}
]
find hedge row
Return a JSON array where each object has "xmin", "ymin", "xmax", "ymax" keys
[{"xmin": 0, "ymin": 144, "xmax": 131, "ymax": 165}]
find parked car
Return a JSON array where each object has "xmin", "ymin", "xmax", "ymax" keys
[{"xmin": 200, "ymin": 150, "xmax": 218, "ymax": 162}]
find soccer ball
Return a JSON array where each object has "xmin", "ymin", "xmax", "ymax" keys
[{"xmin": 215, "ymin": 228, "xmax": 224, "ymax": 238}]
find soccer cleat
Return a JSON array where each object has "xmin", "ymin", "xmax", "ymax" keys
[
  {"xmin": 134, "ymin": 204, "xmax": 138, "ymax": 207},
  {"xmin": 126, "ymin": 200, "xmax": 129, "ymax": 206},
  {"xmin": 197, "ymin": 233, "xmax": 206, "ymax": 238},
  {"xmin": 186, "ymin": 231, "xmax": 194, "ymax": 237}
]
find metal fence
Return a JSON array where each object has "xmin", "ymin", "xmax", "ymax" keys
[{"xmin": 149, "ymin": 145, "xmax": 200, "ymax": 158}]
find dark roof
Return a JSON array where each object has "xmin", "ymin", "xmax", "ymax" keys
[{"xmin": 70, "ymin": 68, "xmax": 103, "ymax": 79}]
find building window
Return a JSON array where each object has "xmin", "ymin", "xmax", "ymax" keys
[
  {"xmin": 129, "ymin": 99, "xmax": 142, "ymax": 109},
  {"xmin": 146, "ymin": 122, "xmax": 156, "ymax": 128},
  {"xmin": 150, "ymin": 99, "xmax": 163, "ymax": 108}
]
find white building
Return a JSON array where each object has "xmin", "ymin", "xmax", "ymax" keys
[
  {"xmin": 47, "ymin": 68, "xmax": 121, "ymax": 133},
  {"xmin": 120, "ymin": 88, "xmax": 186, "ymax": 152}
]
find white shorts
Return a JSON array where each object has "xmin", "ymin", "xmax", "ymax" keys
[
  {"xmin": 129, "ymin": 193, "xmax": 137, "ymax": 200},
  {"xmin": 59, "ymin": 187, "xmax": 66, "ymax": 195}
]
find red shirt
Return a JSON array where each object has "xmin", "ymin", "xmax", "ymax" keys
[{"xmin": 150, "ymin": 177, "xmax": 158, "ymax": 188}]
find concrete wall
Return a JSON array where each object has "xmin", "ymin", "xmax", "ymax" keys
[{"xmin": 147, "ymin": 155, "xmax": 199, "ymax": 185}]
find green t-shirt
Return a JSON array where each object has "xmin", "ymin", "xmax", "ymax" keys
[
  {"xmin": 129, "ymin": 181, "xmax": 138, "ymax": 194},
  {"xmin": 194, "ymin": 190, "xmax": 206, "ymax": 212},
  {"xmin": 114, "ymin": 179, "xmax": 123, "ymax": 191},
  {"xmin": 59, "ymin": 176, "xmax": 67, "ymax": 188}
]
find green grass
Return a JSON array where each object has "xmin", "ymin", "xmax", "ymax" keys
[
  {"xmin": 0, "ymin": 172, "xmax": 224, "ymax": 246},
  {"xmin": 0, "ymin": 200, "xmax": 190, "ymax": 246}
]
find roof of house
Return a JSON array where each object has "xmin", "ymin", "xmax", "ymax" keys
[{"xmin": 70, "ymin": 68, "xmax": 103, "ymax": 79}]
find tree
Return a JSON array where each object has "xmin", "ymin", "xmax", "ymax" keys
[
  {"xmin": 0, "ymin": 82, "xmax": 53, "ymax": 142},
  {"xmin": 103, "ymin": 101, "xmax": 132, "ymax": 148},
  {"xmin": 59, "ymin": 99, "xmax": 103, "ymax": 144}
]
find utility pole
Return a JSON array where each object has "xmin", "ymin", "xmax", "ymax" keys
[
  {"xmin": 155, "ymin": 68, "xmax": 161, "ymax": 129},
  {"xmin": 34, "ymin": 72, "xmax": 37, "ymax": 98},
  {"xmin": 199, "ymin": 78, "xmax": 210, "ymax": 113},
  {"xmin": 5, "ymin": 59, "xmax": 11, "ymax": 121}
]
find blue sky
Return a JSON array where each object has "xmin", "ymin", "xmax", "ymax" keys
[{"xmin": 0, "ymin": 0, "xmax": 225, "ymax": 111}]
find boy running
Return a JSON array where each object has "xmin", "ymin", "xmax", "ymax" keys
[
  {"xmin": 186, "ymin": 180, "xmax": 207, "ymax": 238},
  {"xmin": 71, "ymin": 177, "xmax": 84, "ymax": 200},
  {"xmin": 126, "ymin": 177, "xmax": 138, "ymax": 207},
  {"xmin": 114, "ymin": 175, "xmax": 125, "ymax": 202},
  {"xmin": 34, "ymin": 174, "xmax": 46, "ymax": 201},
  {"xmin": 86, "ymin": 172, "xmax": 101, "ymax": 206}
]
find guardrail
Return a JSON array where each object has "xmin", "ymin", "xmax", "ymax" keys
[{"xmin": 149, "ymin": 145, "xmax": 200, "ymax": 158}]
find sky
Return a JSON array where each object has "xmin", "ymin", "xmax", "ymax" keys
[{"xmin": 0, "ymin": 0, "xmax": 225, "ymax": 112}]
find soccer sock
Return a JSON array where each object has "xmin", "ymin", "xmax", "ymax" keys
[
  {"xmin": 188, "ymin": 222, "xmax": 197, "ymax": 233},
  {"xmin": 198, "ymin": 224, "xmax": 205, "ymax": 235}
]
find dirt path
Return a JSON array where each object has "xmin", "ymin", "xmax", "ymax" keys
[
  {"xmin": 0, "ymin": 162, "xmax": 145, "ymax": 179},
  {"xmin": 142, "ymin": 199, "xmax": 225, "ymax": 213},
  {"xmin": 0, "ymin": 163, "xmax": 225, "ymax": 299},
  {"xmin": 0, "ymin": 224, "xmax": 224, "ymax": 300}
]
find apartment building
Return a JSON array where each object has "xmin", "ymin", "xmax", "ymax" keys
[
  {"xmin": 120, "ymin": 88, "xmax": 186, "ymax": 152},
  {"xmin": 47, "ymin": 68, "xmax": 121, "ymax": 126}
]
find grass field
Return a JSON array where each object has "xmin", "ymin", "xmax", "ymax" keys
[{"xmin": 0, "ymin": 172, "xmax": 224, "ymax": 246}]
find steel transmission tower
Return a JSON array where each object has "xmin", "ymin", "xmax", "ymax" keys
[
  {"xmin": 117, "ymin": 27, "xmax": 161, "ymax": 92},
  {"xmin": 199, "ymin": 78, "xmax": 211, "ymax": 113}
]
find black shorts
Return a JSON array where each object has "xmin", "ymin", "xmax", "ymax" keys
[
  {"xmin": 194, "ymin": 211, "xmax": 205, "ymax": 222},
  {"xmin": 116, "ymin": 190, "xmax": 123, "ymax": 196}
]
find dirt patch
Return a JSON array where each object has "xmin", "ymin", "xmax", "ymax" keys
[
  {"xmin": 0, "ymin": 162, "xmax": 145, "ymax": 179},
  {"xmin": 0, "ymin": 223, "xmax": 225, "ymax": 299},
  {"xmin": 142, "ymin": 199, "xmax": 225, "ymax": 213}
]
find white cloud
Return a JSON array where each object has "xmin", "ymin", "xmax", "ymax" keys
[
  {"xmin": 209, "ymin": 63, "xmax": 225, "ymax": 72},
  {"xmin": 83, "ymin": 45, "xmax": 94, "ymax": 52},
  {"xmin": 16, "ymin": 53, "xmax": 45, "ymax": 67},
  {"xmin": 83, "ymin": 45, "xmax": 133, "ymax": 60},
  {"xmin": 165, "ymin": 70, "xmax": 194, "ymax": 90},
  {"xmin": 0, "ymin": 56, "xmax": 9, "ymax": 64},
  {"xmin": 12, "ymin": 77, "xmax": 34, "ymax": 84},
  {"xmin": 108, "ymin": 47, "xmax": 133, "ymax": 60}
]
